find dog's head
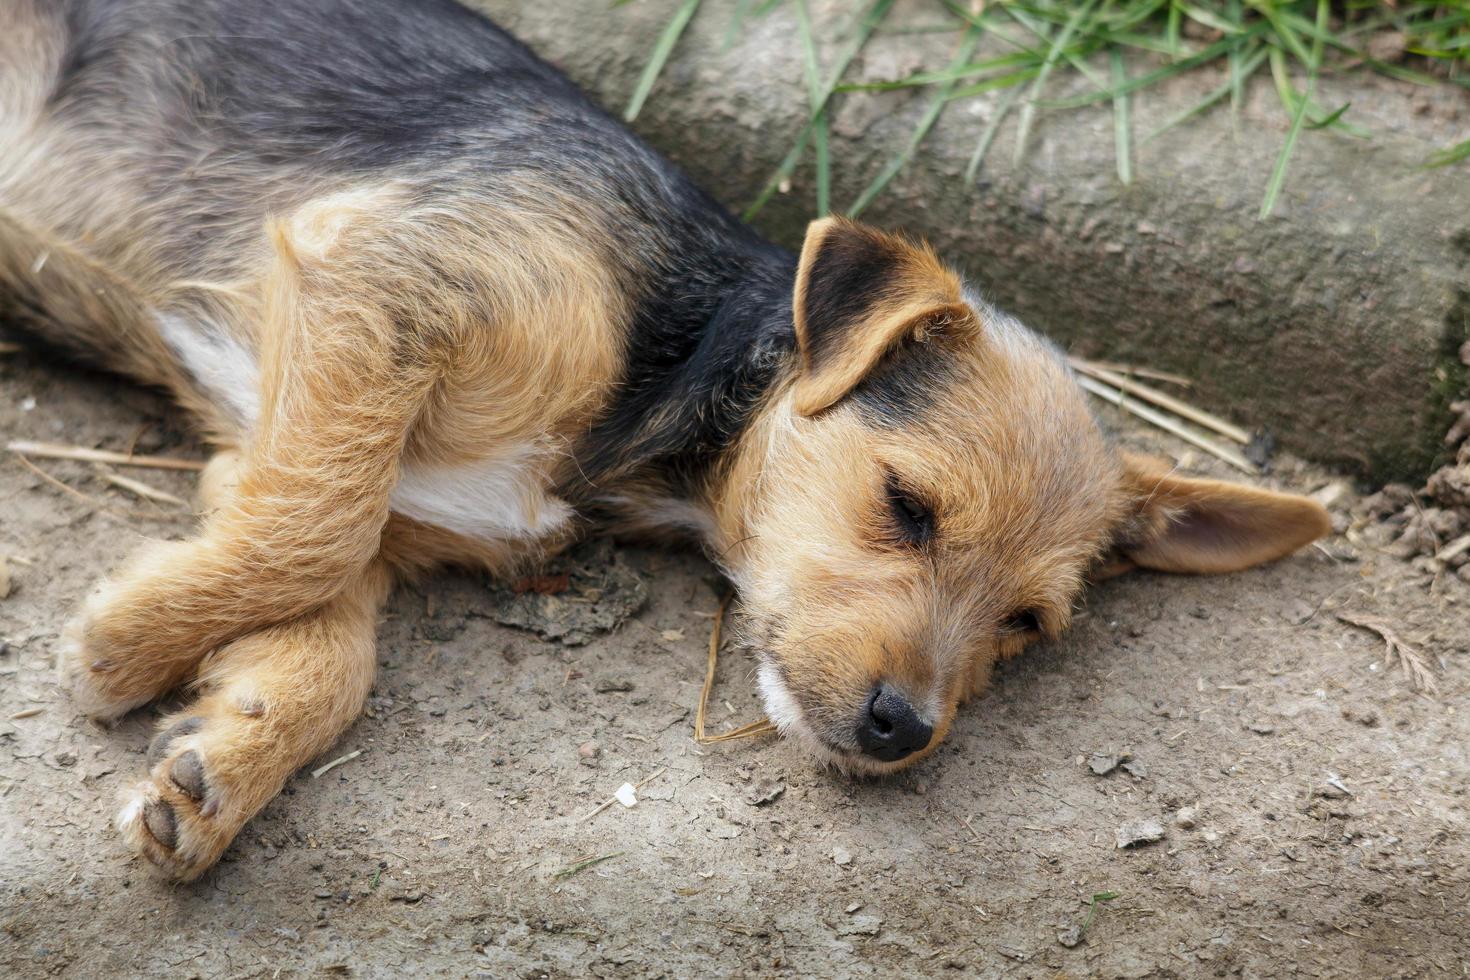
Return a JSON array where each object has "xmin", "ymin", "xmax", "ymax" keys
[{"xmin": 712, "ymin": 217, "xmax": 1330, "ymax": 774}]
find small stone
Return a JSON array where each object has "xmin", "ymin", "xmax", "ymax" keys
[
  {"xmin": 845, "ymin": 902, "xmax": 863, "ymax": 914},
  {"xmin": 1174, "ymin": 806, "xmax": 1198, "ymax": 830},
  {"xmin": 833, "ymin": 846, "xmax": 853, "ymax": 866},
  {"xmin": 54, "ymin": 750, "xmax": 77, "ymax": 768},
  {"xmin": 1088, "ymin": 752, "xmax": 1129, "ymax": 776},
  {"xmin": 660, "ymin": 629, "xmax": 685, "ymax": 642},
  {"xmin": 1115, "ymin": 818, "xmax": 1166, "ymax": 849},
  {"xmin": 1057, "ymin": 924, "xmax": 1085, "ymax": 948},
  {"xmin": 1245, "ymin": 720, "xmax": 1276, "ymax": 735},
  {"xmin": 1120, "ymin": 759, "xmax": 1148, "ymax": 779},
  {"xmin": 0, "ymin": 555, "xmax": 10, "ymax": 599},
  {"xmin": 577, "ymin": 740, "xmax": 601, "ymax": 760},
  {"xmin": 594, "ymin": 676, "xmax": 634, "ymax": 693},
  {"xmin": 835, "ymin": 914, "xmax": 881, "ymax": 937},
  {"xmin": 745, "ymin": 778, "xmax": 785, "ymax": 807}
]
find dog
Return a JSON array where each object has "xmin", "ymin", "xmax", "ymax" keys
[{"xmin": 0, "ymin": 0, "xmax": 1331, "ymax": 880}]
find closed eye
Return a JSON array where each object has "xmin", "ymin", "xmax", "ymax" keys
[
  {"xmin": 1001, "ymin": 610, "xmax": 1041, "ymax": 635},
  {"xmin": 884, "ymin": 473, "xmax": 934, "ymax": 546}
]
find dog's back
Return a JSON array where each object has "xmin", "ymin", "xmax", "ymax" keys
[{"xmin": 0, "ymin": 0, "xmax": 768, "ymax": 433}]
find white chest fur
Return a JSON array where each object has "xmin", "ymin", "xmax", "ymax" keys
[
  {"xmin": 157, "ymin": 311, "xmax": 572, "ymax": 544},
  {"xmin": 389, "ymin": 450, "xmax": 574, "ymax": 542}
]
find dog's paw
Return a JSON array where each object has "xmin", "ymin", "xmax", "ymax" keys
[
  {"xmin": 58, "ymin": 539, "xmax": 214, "ymax": 719},
  {"xmin": 116, "ymin": 715, "xmax": 240, "ymax": 880},
  {"xmin": 57, "ymin": 578, "xmax": 157, "ymax": 721}
]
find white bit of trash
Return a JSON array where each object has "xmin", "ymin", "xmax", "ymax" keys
[
  {"xmin": 310, "ymin": 749, "xmax": 361, "ymax": 779},
  {"xmin": 1116, "ymin": 818, "xmax": 1167, "ymax": 849},
  {"xmin": 614, "ymin": 783, "xmax": 638, "ymax": 808}
]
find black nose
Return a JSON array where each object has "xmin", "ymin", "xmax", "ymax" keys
[{"xmin": 856, "ymin": 685, "xmax": 933, "ymax": 762}]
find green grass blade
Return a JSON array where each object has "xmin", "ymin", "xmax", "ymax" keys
[
  {"xmin": 624, "ymin": 0, "xmax": 703, "ymax": 123},
  {"xmin": 1304, "ymin": 101, "xmax": 1350, "ymax": 130},
  {"xmin": 948, "ymin": 66, "xmax": 1043, "ymax": 101},
  {"xmin": 813, "ymin": 112, "xmax": 831, "ymax": 216},
  {"xmin": 1012, "ymin": 0, "xmax": 1100, "ymax": 166},
  {"xmin": 835, "ymin": 52, "xmax": 1036, "ymax": 92},
  {"xmin": 965, "ymin": 85, "xmax": 1023, "ymax": 184},
  {"xmin": 743, "ymin": 0, "xmax": 895, "ymax": 220},
  {"xmin": 1176, "ymin": 2, "xmax": 1244, "ymax": 36},
  {"xmin": 1111, "ymin": 48, "xmax": 1132, "ymax": 185},
  {"xmin": 1004, "ymin": 4, "xmax": 1109, "ymax": 89},
  {"xmin": 1048, "ymin": 21, "xmax": 1272, "ymax": 109},
  {"xmin": 721, "ymin": 0, "xmax": 755, "ymax": 52},
  {"xmin": 1228, "ymin": 0, "xmax": 1246, "ymax": 118},
  {"xmin": 1259, "ymin": 0, "xmax": 1326, "ymax": 220},
  {"xmin": 1251, "ymin": 0, "xmax": 1314, "ymax": 67},
  {"xmin": 1423, "ymin": 138, "xmax": 1470, "ymax": 169},
  {"xmin": 553, "ymin": 851, "xmax": 624, "ymax": 880},
  {"xmin": 849, "ymin": 25, "xmax": 983, "ymax": 217},
  {"xmin": 793, "ymin": 0, "xmax": 822, "ymax": 104},
  {"xmin": 793, "ymin": 0, "xmax": 830, "ymax": 215},
  {"xmin": 1147, "ymin": 43, "xmax": 1266, "ymax": 143}
]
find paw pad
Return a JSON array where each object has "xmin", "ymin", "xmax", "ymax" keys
[
  {"xmin": 169, "ymin": 750, "xmax": 208, "ymax": 801},
  {"xmin": 142, "ymin": 798, "xmax": 177, "ymax": 849},
  {"xmin": 147, "ymin": 717, "xmax": 204, "ymax": 766}
]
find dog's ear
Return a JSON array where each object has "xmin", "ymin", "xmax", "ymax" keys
[
  {"xmin": 1109, "ymin": 452, "xmax": 1332, "ymax": 575},
  {"xmin": 791, "ymin": 217, "xmax": 974, "ymax": 416}
]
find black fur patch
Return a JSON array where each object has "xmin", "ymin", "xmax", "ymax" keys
[
  {"xmin": 850, "ymin": 343, "xmax": 951, "ymax": 428},
  {"xmin": 572, "ymin": 242, "xmax": 798, "ymax": 494},
  {"xmin": 800, "ymin": 226, "xmax": 901, "ymax": 371}
]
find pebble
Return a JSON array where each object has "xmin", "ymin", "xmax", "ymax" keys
[
  {"xmin": 594, "ymin": 676, "xmax": 634, "ymax": 693},
  {"xmin": 577, "ymin": 740, "xmax": 601, "ymax": 760},
  {"xmin": 1088, "ymin": 752, "xmax": 1129, "ymax": 776},
  {"xmin": 1115, "ymin": 818, "xmax": 1166, "ymax": 849},
  {"xmin": 833, "ymin": 846, "xmax": 853, "ymax": 866},
  {"xmin": 1057, "ymin": 924, "xmax": 1085, "ymax": 948},
  {"xmin": 745, "ymin": 778, "xmax": 785, "ymax": 807},
  {"xmin": 0, "ymin": 555, "xmax": 10, "ymax": 599},
  {"xmin": 835, "ymin": 914, "xmax": 881, "ymax": 937},
  {"xmin": 1174, "ymin": 806, "xmax": 1198, "ymax": 830}
]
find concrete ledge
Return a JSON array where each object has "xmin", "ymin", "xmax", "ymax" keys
[{"xmin": 474, "ymin": 0, "xmax": 1470, "ymax": 482}]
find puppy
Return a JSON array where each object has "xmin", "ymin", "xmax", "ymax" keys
[{"xmin": 0, "ymin": 0, "xmax": 1330, "ymax": 879}]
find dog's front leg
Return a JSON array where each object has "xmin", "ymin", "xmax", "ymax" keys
[
  {"xmin": 61, "ymin": 198, "xmax": 438, "ymax": 718},
  {"xmin": 118, "ymin": 558, "xmax": 390, "ymax": 879}
]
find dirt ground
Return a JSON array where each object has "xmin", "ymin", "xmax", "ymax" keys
[{"xmin": 1, "ymin": 347, "xmax": 1466, "ymax": 979}]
